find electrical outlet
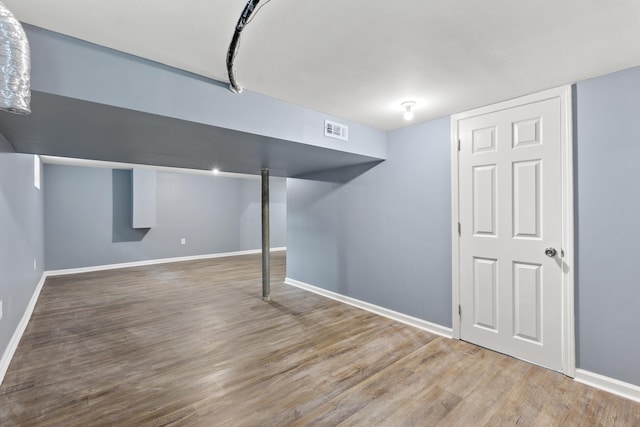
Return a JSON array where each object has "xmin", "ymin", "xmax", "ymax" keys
[
  {"xmin": 181, "ymin": 238, "xmax": 186, "ymax": 245},
  {"xmin": 0, "ymin": 300, "xmax": 3, "ymax": 320},
  {"xmin": 34, "ymin": 258, "xmax": 37, "ymax": 271}
]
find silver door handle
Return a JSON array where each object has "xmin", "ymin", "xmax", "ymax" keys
[{"xmin": 545, "ymin": 247, "xmax": 557, "ymax": 257}]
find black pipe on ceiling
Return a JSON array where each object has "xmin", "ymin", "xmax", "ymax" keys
[{"xmin": 226, "ymin": 0, "xmax": 262, "ymax": 94}]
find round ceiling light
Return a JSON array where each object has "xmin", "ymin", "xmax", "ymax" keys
[{"xmin": 401, "ymin": 101, "xmax": 416, "ymax": 121}]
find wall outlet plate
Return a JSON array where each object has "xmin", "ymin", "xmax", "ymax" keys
[
  {"xmin": 0, "ymin": 300, "xmax": 3, "ymax": 320},
  {"xmin": 181, "ymin": 238, "xmax": 186, "ymax": 245}
]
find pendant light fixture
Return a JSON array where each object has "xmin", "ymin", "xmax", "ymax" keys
[{"xmin": 0, "ymin": 1, "xmax": 30, "ymax": 115}]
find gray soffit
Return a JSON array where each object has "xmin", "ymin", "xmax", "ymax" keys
[{"xmin": 0, "ymin": 91, "xmax": 383, "ymax": 177}]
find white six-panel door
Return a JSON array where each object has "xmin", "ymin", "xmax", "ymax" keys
[{"xmin": 456, "ymin": 95, "xmax": 566, "ymax": 371}]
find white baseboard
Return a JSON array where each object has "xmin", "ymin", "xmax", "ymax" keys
[
  {"xmin": 575, "ymin": 369, "xmax": 640, "ymax": 403},
  {"xmin": 284, "ymin": 277, "xmax": 453, "ymax": 339},
  {"xmin": 46, "ymin": 247, "xmax": 287, "ymax": 277},
  {"xmin": 0, "ymin": 273, "xmax": 47, "ymax": 385}
]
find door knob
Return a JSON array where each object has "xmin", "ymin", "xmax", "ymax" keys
[{"xmin": 545, "ymin": 247, "xmax": 557, "ymax": 257}]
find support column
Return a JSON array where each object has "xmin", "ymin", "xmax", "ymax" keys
[{"xmin": 261, "ymin": 168, "xmax": 270, "ymax": 301}]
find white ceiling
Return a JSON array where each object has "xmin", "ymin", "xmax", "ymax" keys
[{"xmin": 5, "ymin": 0, "xmax": 640, "ymax": 131}]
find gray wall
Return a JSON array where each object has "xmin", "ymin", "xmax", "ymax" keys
[
  {"xmin": 0, "ymin": 137, "xmax": 44, "ymax": 362},
  {"xmin": 44, "ymin": 164, "xmax": 286, "ymax": 270},
  {"xmin": 575, "ymin": 66, "xmax": 640, "ymax": 386},
  {"xmin": 287, "ymin": 117, "xmax": 452, "ymax": 325}
]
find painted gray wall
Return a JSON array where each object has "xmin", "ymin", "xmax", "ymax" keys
[
  {"xmin": 0, "ymin": 137, "xmax": 44, "ymax": 362},
  {"xmin": 25, "ymin": 25, "xmax": 386, "ymax": 160},
  {"xmin": 132, "ymin": 169, "xmax": 157, "ymax": 228},
  {"xmin": 44, "ymin": 164, "xmax": 286, "ymax": 270},
  {"xmin": 287, "ymin": 117, "xmax": 452, "ymax": 325},
  {"xmin": 575, "ymin": 66, "xmax": 640, "ymax": 386}
]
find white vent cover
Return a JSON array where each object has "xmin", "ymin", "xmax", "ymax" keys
[{"xmin": 324, "ymin": 120, "xmax": 348, "ymax": 141}]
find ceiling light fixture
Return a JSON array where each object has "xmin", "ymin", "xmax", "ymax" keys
[
  {"xmin": 401, "ymin": 101, "xmax": 416, "ymax": 121},
  {"xmin": 212, "ymin": 168, "xmax": 220, "ymax": 175},
  {"xmin": 0, "ymin": 1, "xmax": 31, "ymax": 114}
]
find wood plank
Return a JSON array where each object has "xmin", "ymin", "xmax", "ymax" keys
[{"xmin": 0, "ymin": 252, "xmax": 638, "ymax": 426}]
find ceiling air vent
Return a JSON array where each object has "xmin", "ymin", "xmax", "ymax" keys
[{"xmin": 324, "ymin": 120, "xmax": 348, "ymax": 141}]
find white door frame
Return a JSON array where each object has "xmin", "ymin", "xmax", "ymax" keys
[{"xmin": 450, "ymin": 86, "xmax": 575, "ymax": 376}]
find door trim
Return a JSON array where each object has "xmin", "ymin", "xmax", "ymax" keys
[{"xmin": 450, "ymin": 86, "xmax": 575, "ymax": 376}]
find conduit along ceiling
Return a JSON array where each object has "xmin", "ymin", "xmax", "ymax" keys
[{"xmin": 1, "ymin": 1, "xmax": 640, "ymax": 175}]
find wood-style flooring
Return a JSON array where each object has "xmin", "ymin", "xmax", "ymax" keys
[{"xmin": 0, "ymin": 252, "xmax": 638, "ymax": 426}]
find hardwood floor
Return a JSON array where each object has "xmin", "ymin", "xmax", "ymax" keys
[{"xmin": 0, "ymin": 252, "xmax": 638, "ymax": 426}]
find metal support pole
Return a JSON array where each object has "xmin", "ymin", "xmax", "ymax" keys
[{"xmin": 261, "ymin": 168, "xmax": 270, "ymax": 301}]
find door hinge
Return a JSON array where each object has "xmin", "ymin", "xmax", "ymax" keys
[
  {"xmin": 457, "ymin": 139, "xmax": 461, "ymax": 151},
  {"xmin": 458, "ymin": 305, "xmax": 461, "ymax": 317},
  {"xmin": 458, "ymin": 222, "xmax": 461, "ymax": 235}
]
